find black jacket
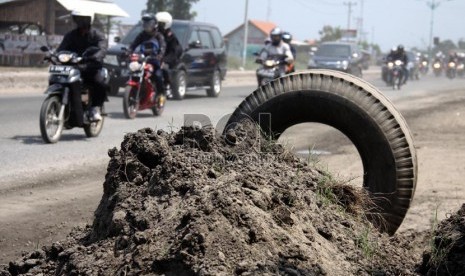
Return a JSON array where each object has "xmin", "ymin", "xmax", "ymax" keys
[
  {"xmin": 129, "ymin": 31, "xmax": 166, "ymax": 58},
  {"xmin": 57, "ymin": 28, "xmax": 106, "ymax": 62},
  {"xmin": 161, "ymin": 28, "xmax": 182, "ymax": 67}
]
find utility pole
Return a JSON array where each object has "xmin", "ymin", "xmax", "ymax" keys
[
  {"xmin": 359, "ymin": 0, "xmax": 364, "ymax": 42},
  {"xmin": 266, "ymin": 0, "xmax": 272, "ymax": 21},
  {"xmin": 425, "ymin": 0, "xmax": 454, "ymax": 56},
  {"xmin": 242, "ymin": 0, "xmax": 249, "ymax": 69},
  {"xmin": 343, "ymin": 1, "xmax": 357, "ymax": 30}
]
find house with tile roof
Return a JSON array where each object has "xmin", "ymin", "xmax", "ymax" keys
[{"xmin": 224, "ymin": 19, "xmax": 277, "ymax": 58}]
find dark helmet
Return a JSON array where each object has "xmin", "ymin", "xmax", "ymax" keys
[
  {"xmin": 142, "ymin": 13, "xmax": 158, "ymax": 33},
  {"xmin": 71, "ymin": 10, "xmax": 93, "ymax": 29},
  {"xmin": 270, "ymin": 27, "xmax": 283, "ymax": 46},
  {"xmin": 282, "ymin": 31, "xmax": 292, "ymax": 44}
]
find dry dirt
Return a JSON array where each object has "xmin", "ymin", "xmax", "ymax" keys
[{"xmin": 0, "ymin": 79, "xmax": 464, "ymax": 275}]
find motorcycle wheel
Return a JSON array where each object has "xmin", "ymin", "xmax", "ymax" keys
[
  {"xmin": 84, "ymin": 108, "xmax": 104, "ymax": 138},
  {"xmin": 123, "ymin": 86, "xmax": 139, "ymax": 119},
  {"xmin": 206, "ymin": 69, "xmax": 221, "ymax": 97},
  {"xmin": 224, "ymin": 70, "xmax": 417, "ymax": 235},
  {"xmin": 39, "ymin": 95, "xmax": 64, "ymax": 144},
  {"xmin": 151, "ymin": 95, "xmax": 165, "ymax": 116}
]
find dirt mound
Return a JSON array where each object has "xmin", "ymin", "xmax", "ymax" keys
[
  {"xmin": 418, "ymin": 204, "xmax": 465, "ymax": 275},
  {"xmin": 1, "ymin": 124, "xmax": 420, "ymax": 275}
]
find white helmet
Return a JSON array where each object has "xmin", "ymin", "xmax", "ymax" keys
[
  {"xmin": 71, "ymin": 10, "xmax": 94, "ymax": 28},
  {"xmin": 155, "ymin": 11, "xmax": 173, "ymax": 30}
]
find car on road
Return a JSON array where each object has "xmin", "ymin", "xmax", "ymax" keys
[
  {"xmin": 307, "ymin": 41, "xmax": 363, "ymax": 77},
  {"xmin": 104, "ymin": 20, "xmax": 227, "ymax": 99}
]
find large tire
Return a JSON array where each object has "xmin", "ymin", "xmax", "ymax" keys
[
  {"xmin": 206, "ymin": 69, "xmax": 221, "ymax": 97},
  {"xmin": 225, "ymin": 70, "xmax": 417, "ymax": 235},
  {"xmin": 151, "ymin": 95, "xmax": 165, "ymax": 116},
  {"xmin": 123, "ymin": 86, "xmax": 138, "ymax": 119},
  {"xmin": 39, "ymin": 96, "xmax": 64, "ymax": 144},
  {"xmin": 171, "ymin": 70, "xmax": 187, "ymax": 100}
]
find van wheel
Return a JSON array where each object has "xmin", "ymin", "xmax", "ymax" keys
[
  {"xmin": 224, "ymin": 70, "xmax": 417, "ymax": 235},
  {"xmin": 172, "ymin": 70, "xmax": 187, "ymax": 100},
  {"xmin": 206, "ymin": 69, "xmax": 221, "ymax": 97}
]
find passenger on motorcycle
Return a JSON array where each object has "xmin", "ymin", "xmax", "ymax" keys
[
  {"xmin": 258, "ymin": 27, "xmax": 294, "ymax": 75},
  {"xmin": 155, "ymin": 11, "xmax": 183, "ymax": 98},
  {"xmin": 56, "ymin": 10, "xmax": 107, "ymax": 123},
  {"xmin": 129, "ymin": 13, "xmax": 167, "ymax": 97},
  {"xmin": 282, "ymin": 31, "xmax": 296, "ymax": 72}
]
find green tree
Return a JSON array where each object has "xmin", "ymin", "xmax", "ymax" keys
[
  {"xmin": 433, "ymin": 39, "xmax": 457, "ymax": 54},
  {"xmin": 145, "ymin": 0, "xmax": 199, "ymax": 20},
  {"xmin": 318, "ymin": 25, "xmax": 342, "ymax": 43}
]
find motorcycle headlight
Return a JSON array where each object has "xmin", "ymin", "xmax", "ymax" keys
[
  {"xmin": 422, "ymin": 61, "xmax": 427, "ymax": 66},
  {"xmin": 387, "ymin": 62, "xmax": 394, "ymax": 69},
  {"xmin": 433, "ymin": 63, "xmax": 441, "ymax": 69},
  {"xmin": 457, "ymin": 64, "xmax": 464, "ymax": 70},
  {"xmin": 58, "ymin": 53, "xmax": 73, "ymax": 63},
  {"xmin": 129, "ymin": 61, "xmax": 142, "ymax": 72},
  {"xmin": 394, "ymin": 60, "xmax": 403, "ymax": 66},
  {"xmin": 449, "ymin": 62, "xmax": 456, "ymax": 68},
  {"xmin": 264, "ymin": 60, "xmax": 276, "ymax": 67}
]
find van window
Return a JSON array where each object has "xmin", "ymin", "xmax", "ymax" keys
[
  {"xmin": 198, "ymin": 30, "xmax": 213, "ymax": 49},
  {"xmin": 188, "ymin": 30, "xmax": 200, "ymax": 45},
  {"xmin": 316, "ymin": 44, "xmax": 351, "ymax": 57},
  {"xmin": 210, "ymin": 28, "xmax": 223, "ymax": 48}
]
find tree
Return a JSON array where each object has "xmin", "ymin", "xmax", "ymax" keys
[
  {"xmin": 433, "ymin": 39, "xmax": 457, "ymax": 55},
  {"xmin": 145, "ymin": 0, "xmax": 199, "ymax": 20},
  {"xmin": 318, "ymin": 25, "xmax": 342, "ymax": 43}
]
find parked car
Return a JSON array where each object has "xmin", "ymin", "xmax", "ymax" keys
[
  {"xmin": 307, "ymin": 41, "xmax": 363, "ymax": 77},
  {"xmin": 104, "ymin": 20, "xmax": 227, "ymax": 99}
]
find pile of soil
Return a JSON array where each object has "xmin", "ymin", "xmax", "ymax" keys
[
  {"xmin": 1, "ymin": 124, "xmax": 423, "ymax": 275},
  {"xmin": 417, "ymin": 204, "xmax": 465, "ymax": 275}
]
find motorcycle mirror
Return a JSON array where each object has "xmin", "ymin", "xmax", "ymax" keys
[{"xmin": 40, "ymin": 46, "xmax": 49, "ymax": 52}]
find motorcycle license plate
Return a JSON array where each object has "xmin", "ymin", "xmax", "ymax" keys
[
  {"xmin": 258, "ymin": 69, "xmax": 275, "ymax": 78},
  {"xmin": 49, "ymin": 65, "xmax": 73, "ymax": 75}
]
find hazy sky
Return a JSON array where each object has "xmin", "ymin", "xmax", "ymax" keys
[{"xmin": 113, "ymin": 0, "xmax": 465, "ymax": 52}]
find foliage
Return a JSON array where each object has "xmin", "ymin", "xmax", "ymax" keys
[
  {"xmin": 318, "ymin": 25, "xmax": 342, "ymax": 43},
  {"xmin": 145, "ymin": 0, "xmax": 199, "ymax": 20},
  {"xmin": 433, "ymin": 39, "xmax": 457, "ymax": 55}
]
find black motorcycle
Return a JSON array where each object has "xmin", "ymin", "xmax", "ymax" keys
[
  {"xmin": 432, "ymin": 60, "xmax": 442, "ymax": 77},
  {"xmin": 386, "ymin": 60, "xmax": 404, "ymax": 90},
  {"xmin": 446, "ymin": 60, "xmax": 457, "ymax": 79},
  {"xmin": 39, "ymin": 46, "xmax": 106, "ymax": 143},
  {"xmin": 255, "ymin": 54, "xmax": 289, "ymax": 86}
]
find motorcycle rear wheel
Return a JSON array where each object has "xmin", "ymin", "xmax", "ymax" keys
[
  {"xmin": 123, "ymin": 86, "xmax": 139, "ymax": 119},
  {"xmin": 39, "ymin": 95, "xmax": 64, "ymax": 144}
]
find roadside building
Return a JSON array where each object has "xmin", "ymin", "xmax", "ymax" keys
[{"xmin": 0, "ymin": 0, "xmax": 128, "ymax": 66}]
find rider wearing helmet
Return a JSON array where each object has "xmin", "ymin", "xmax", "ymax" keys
[
  {"xmin": 259, "ymin": 27, "xmax": 294, "ymax": 70},
  {"xmin": 392, "ymin": 44, "xmax": 409, "ymax": 84},
  {"xmin": 57, "ymin": 10, "xmax": 107, "ymax": 123},
  {"xmin": 129, "ymin": 13, "xmax": 167, "ymax": 96},
  {"xmin": 281, "ymin": 31, "xmax": 296, "ymax": 72},
  {"xmin": 155, "ymin": 11, "xmax": 183, "ymax": 98}
]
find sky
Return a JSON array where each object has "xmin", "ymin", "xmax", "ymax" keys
[{"xmin": 113, "ymin": 0, "xmax": 465, "ymax": 52}]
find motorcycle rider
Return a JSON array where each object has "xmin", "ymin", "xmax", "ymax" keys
[
  {"xmin": 56, "ymin": 10, "xmax": 107, "ymax": 123},
  {"xmin": 129, "ymin": 13, "xmax": 167, "ymax": 99},
  {"xmin": 258, "ymin": 27, "xmax": 294, "ymax": 75},
  {"xmin": 282, "ymin": 31, "xmax": 296, "ymax": 72},
  {"xmin": 391, "ymin": 44, "xmax": 409, "ymax": 84},
  {"xmin": 155, "ymin": 11, "xmax": 183, "ymax": 99}
]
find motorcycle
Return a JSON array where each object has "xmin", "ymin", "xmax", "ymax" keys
[
  {"xmin": 419, "ymin": 60, "xmax": 429, "ymax": 75},
  {"xmin": 387, "ymin": 60, "xmax": 404, "ymax": 90},
  {"xmin": 255, "ymin": 54, "xmax": 289, "ymax": 86},
  {"xmin": 39, "ymin": 46, "xmax": 106, "ymax": 143},
  {"xmin": 432, "ymin": 60, "xmax": 442, "ymax": 77},
  {"xmin": 446, "ymin": 61, "xmax": 457, "ymax": 79},
  {"xmin": 122, "ymin": 43, "xmax": 165, "ymax": 119}
]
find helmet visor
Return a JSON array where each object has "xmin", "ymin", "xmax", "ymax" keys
[{"xmin": 142, "ymin": 19, "xmax": 156, "ymax": 32}]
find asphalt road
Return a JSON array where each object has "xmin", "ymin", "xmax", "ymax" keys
[{"xmin": 1, "ymin": 72, "xmax": 464, "ymax": 191}]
